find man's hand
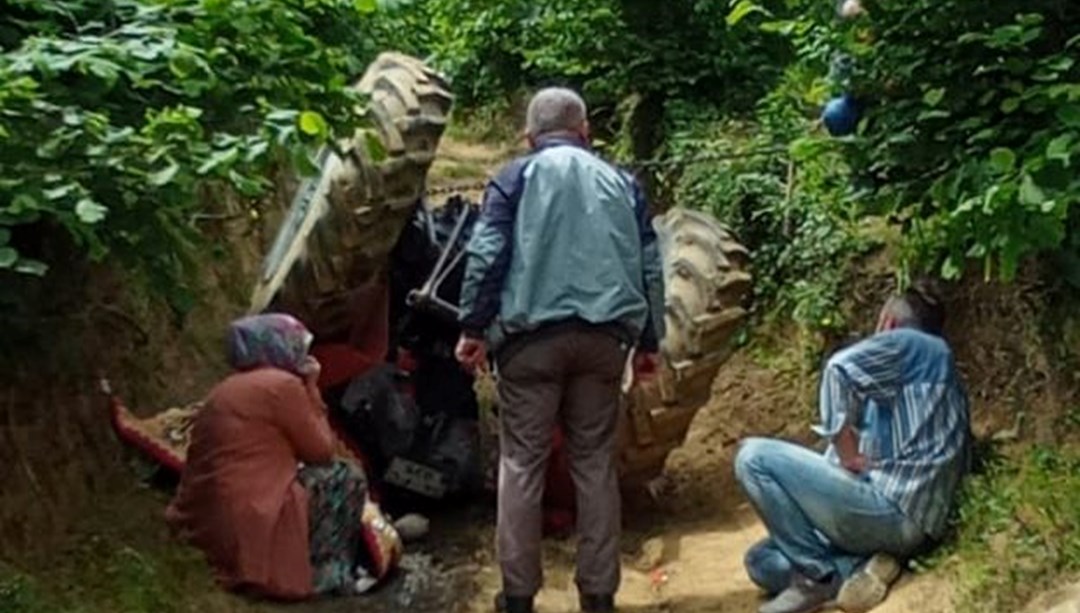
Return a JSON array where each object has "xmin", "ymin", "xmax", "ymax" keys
[
  {"xmin": 841, "ymin": 453, "xmax": 869, "ymax": 474},
  {"xmin": 633, "ymin": 352, "xmax": 661, "ymax": 381},
  {"xmin": 835, "ymin": 424, "xmax": 868, "ymax": 474},
  {"xmin": 455, "ymin": 334, "xmax": 488, "ymax": 373}
]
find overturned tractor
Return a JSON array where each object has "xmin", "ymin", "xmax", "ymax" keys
[
  {"xmin": 110, "ymin": 53, "xmax": 751, "ymax": 515},
  {"xmin": 249, "ymin": 51, "xmax": 752, "ymax": 498}
]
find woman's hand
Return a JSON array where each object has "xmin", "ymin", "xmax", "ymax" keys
[
  {"xmin": 299, "ymin": 356, "xmax": 321, "ymax": 383},
  {"xmin": 299, "ymin": 356, "xmax": 327, "ymax": 412}
]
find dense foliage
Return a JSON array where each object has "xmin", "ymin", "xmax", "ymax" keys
[
  {"xmin": 0, "ymin": 0, "xmax": 381, "ymax": 309},
  {"xmin": 387, "ymin": 0, "xmax": 790, "ymax": 111},
  {"xmin": 3, "ymin": 0, "xmax": 1076, "ymax": 330},
  {"xmin": 832, "ymin": 1, "xmax": 1080, "ymax": 283}
]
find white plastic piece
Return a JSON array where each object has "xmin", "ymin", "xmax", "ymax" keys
[
  {"xmin": 353, "ymin": 567, "xmax": 379, "ymax": 594},
  {"xmin": 393, "ymin": 513, "xmax": 431, "ymax": 542}
]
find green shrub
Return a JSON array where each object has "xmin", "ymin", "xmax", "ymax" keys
[
  {"xmin": 423, "ymin": 0, "xmax": 789, "ymax": 112},
  {"xmin": 847, "ymin": 2, "xmax": 1080, "ymax": 283},
  {"xmin": 664, "ymin": 93, "xmax": 869, "ymax": 336},
  {"xmin": 0, "ymin": 0, "xmax": 382, "ymax": 310},
  {"xmin": 734, "ymin": 0, "xmax": 1080, "ymax": 283}
]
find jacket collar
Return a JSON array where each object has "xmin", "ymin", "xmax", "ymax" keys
[{"xmin": 532, "ymin": 132, "xmax": 590, "ymax": 152}]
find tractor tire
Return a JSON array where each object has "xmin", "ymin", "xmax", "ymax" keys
[
  {"xmin": 617, "ymin": 207, "xmax": 752, "ymax": 491},
  {"xmin": 250, "ymin": 53, "xmax": 454, "ymax": 340}
]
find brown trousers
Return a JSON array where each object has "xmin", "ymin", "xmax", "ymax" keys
[{"xmin": 495, "ymin": 325, "xmax": 627, "ymax": 598}]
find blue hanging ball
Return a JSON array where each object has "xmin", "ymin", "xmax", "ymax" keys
[{"xmin": 822, "ymin": 94, "xmax": 860, "ymax": 137}]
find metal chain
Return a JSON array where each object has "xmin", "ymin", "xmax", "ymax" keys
[{"xmin": 423, "ymin": 145, "xmax": 788, "ymax": 198}]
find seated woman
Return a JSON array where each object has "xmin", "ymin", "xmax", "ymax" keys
[{"xmin": 166, "ymin": 314, "xmax": 371, "ymax": 600}]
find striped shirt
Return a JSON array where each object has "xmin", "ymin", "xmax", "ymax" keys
[{"xmin": 813, "ymin": 328, "xmax": 971, "ymax": 539}]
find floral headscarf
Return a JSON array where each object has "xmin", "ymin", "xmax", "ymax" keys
[{"xmin": 226, "ymin": 314, "xmax": 313, "ymax": 375}]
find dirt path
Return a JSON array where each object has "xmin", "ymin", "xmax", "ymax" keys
[
  {"xmin": 450, "ymin": 504, "xmax": 953, "ymax": 613},
  {"xmin": 326, "ymin": 342, "xmax": 958, "ymax": 613},
  {"xmin": 426, "ymin": 135, "xmax": 524, "ymax": 202}
]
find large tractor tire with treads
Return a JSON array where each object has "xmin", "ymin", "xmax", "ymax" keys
[
  {"xmin": 250, "ymin": 53, "xmax": 453, "ymax": 340},
  {"xmin": 617, "ymin": 207, "xmax": 752, "ymax": 491}
]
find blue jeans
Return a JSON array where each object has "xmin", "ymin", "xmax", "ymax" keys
[{"xmin": 734, "ymin": 438, "xmax": 926, "ymax": 594}]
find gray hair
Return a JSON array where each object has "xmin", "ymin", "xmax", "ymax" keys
[
  {"xmin": 525, "ymin": 87, "xmax": 587, "ymax": 138},
  {"xmin": 883, "ymin": 286, "xmax": 945, "ymax": 336}
]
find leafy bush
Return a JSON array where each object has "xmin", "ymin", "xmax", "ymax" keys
[
  {"xmin": 423, "ymin": 0, "xmax": 789, "ymax": 111},
  {"xmin": 664, "ymin": 89, "xmax": 869, "ymax": 335},
  {"xmin": 0, "ymin": 0, "xmax": 381, "ymax": 309},
  {"xmin": 846, "ymin": 2, "xmax": 1080, "ymax": 283},
  {"xmin": 738, "ymin": 0, "xmax": 1080, "ymax": 283}
]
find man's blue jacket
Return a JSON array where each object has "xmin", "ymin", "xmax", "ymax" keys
[{"xmin": 458, "ymin": 134, "xmax": 665, "ymax": 354}]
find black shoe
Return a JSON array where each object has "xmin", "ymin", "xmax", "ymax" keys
[
  {"xmin": 494, "ymin": 591, "xmax": 535, "ymax": 613},
  {"xmin": 580, "ymin": 593, "xmax": 615, "ymax": 612}
]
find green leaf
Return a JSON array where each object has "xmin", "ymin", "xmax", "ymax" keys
[
  {"xmin": 14, "ymin": 258, "xmax": 48, "ymax": 276},
  {"xmin": 228, "ymin": 170, "xmax": 266, "ymax": 197},
  {"xmin": 1045, "ymin": 56, "xmax": 1075, "ymax": 73},
  {"xmin": 43, "ymin": 184, "xmax": 77, "ymax": 201},
  {"xmin": 149, "ymin": 162, "xmax": 180, "ymax": 187},
  {"xmin": 923, "ymin": 88, "xmax": 945, "ymax": 107},
  {"xmin": 298, "ymin": 111, "xmax": 329, "ymax": 137},
  {"xmin": 169, "ymin": 52, "xmax": 200, "ymax": 78},
  {"xmin": 941, "ymin": 257, "xmax": 962, "ymax": 280},
  {"xmin": 726, "ymin": 0, "xmax": 770, "ymax": 26},
  {"xmin": 354, "ymin": 0, "xmax": 378, "ymax": 13},
  {"xmin": 1019, "ymin": 174, "xmax": 1046, "ymax": 206},
  {"xmin": 0, "ymin": 247, "xmax": 16, "ymax": 268},
  {"xmin": 788, "ymin": 137, "xmax": 830, "ymax": 161},
  {"xmin": 197, "ymin": 148, "xmax": 240, "ymax": 175},
  {"xmin": 1000, "ymin": 97, "xmax": 1021, "ymax": 114},
  {"xmin": 362, "ymin": 130, "xmax": 387, "ymax": 162},
  {"xmin": 293, "ymin": 150, "xmax": 322, "ymax": 177},
  {"xmin": 918, "ymin": 109, "xmax": 951, "ymax": 121},
  {"xmin": 0, "ymin": 228, "xmax": 9, "ymax": 246},
  {"xmin": 1047, "ymin": 134, "xmax": 1073, "ymax": 165},
  {"xmin": 75, "ymin": 199, "xmax": 108, "ymax": 224},
  {"xmin": 989, "ymin": 148, "xmax": 1017, "ymax": 173},
  {"xmin": 1058, "ymin": 105, "xmax": 1080, "ymax": 128}
]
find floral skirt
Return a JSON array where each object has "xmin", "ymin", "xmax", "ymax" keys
[{"xmin": 298, "ymin": 460, "xmax": 368, "ymax": 595}]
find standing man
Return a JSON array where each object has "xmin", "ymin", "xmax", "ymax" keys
[
  {"xmin": 455, "ymin": 87, "xmax": 665, "ymax": 613},
  {"xmin": 735, "ymin": 288, "xmax": 971, "ymax": 613}
]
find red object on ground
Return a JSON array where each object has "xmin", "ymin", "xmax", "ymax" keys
[{"xmin": 107, "ymin": 394, "xmax": 188, "ymax": 475}]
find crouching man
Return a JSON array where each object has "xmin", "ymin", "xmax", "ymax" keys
[{"xmin": 735, "ymin": 288, "xmax": 972, "ymax": 613}]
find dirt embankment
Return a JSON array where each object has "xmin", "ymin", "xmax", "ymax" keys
[{"xmin": 0, "ymin": 177, "xmax": 292, "ymax": 560}]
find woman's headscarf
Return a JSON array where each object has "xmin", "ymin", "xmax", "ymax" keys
[{"xmin": 226, "ymin": 314, "xmax": 313, "ymax": 375}]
